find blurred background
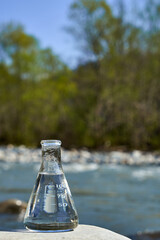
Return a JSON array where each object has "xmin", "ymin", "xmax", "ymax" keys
[{"xmin": 0, "ymin": 0, "xmax": 160, "ymax": 239}]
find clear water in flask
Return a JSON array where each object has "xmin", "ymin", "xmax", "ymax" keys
[{"xmin": 24, "ymin": 140, "xmax": 78, "ymax": 231}]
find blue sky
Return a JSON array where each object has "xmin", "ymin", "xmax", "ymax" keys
[
  {"xmin": 0, "ymin": 0, "xmax": 79, "ymax": 66},
  {"xmin": 0, "ymin": 0, "xmax": 142, "ymax": 67}
]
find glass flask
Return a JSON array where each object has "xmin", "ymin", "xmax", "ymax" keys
[{"xmin": 24, "ymin": 140, "xmax": 78, "ymax": 231}]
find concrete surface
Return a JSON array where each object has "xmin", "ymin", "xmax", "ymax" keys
[{"xmin": 0, "ymin": 224, "xmax": 131, "ymax": 240}]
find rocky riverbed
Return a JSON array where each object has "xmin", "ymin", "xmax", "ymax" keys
[{"xmin": 0, "ymin": 145, "xmax": 160, "ymax": 165}]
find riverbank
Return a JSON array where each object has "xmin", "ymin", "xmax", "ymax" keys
[{"xmin": 0, "ymin": 145, "xmax": 160, "ymax": 166}]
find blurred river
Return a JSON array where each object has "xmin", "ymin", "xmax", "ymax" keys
[{"xmin": 1, "ymin": 156, "xmax": 160, "ymax": 238}]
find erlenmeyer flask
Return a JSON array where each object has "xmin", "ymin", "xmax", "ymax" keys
[{"xmin": 24, "ymin": 140, "xmax": 78, "ymax": 231}]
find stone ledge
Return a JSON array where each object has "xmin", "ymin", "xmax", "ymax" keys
[{"xmin": 0, "ymin": 224, "xmax": 131, "ymax": 240}]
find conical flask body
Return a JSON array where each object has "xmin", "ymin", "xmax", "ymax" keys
[{"xmin": 24, "ymin": 140, "xmax": 78, "ymax": 231}]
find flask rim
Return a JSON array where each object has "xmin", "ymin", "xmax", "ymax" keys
[{"xmin": 41, "ymin": 140, "xmax": 62, "ymax": 147}]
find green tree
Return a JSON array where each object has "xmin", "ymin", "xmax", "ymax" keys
[
  {"xmin": 0, "ymin": 0, "xmax": 160, "ymax": 149},
  {"xmin": 0, "ymin": 23, "xmax": 77, "ymax": 147},
  {"xmin": 68, "ymin": 0, "xmax": 160, "ymax": 149}
]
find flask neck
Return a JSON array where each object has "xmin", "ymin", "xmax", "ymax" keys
[
  {"xmin": 40, "ymin": 140, "xmax": 62, "ymax": 174},
  {"xmin": 42, "ymin": 147, "xmax": 61, "ymax": 163}
]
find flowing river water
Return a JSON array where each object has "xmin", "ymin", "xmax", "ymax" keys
[{"xmin": 1, "ymin": 146, "xmax": 160, "ymax": 239}]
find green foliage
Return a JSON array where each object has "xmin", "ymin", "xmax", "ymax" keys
[
  {"xmin": 0, "ymin": 0, "xmax": 160, "ymax": 150},
  {"xmin": 68, "ymin": 0, "xmax": 160, "ymax": 150},
  {"xmin": 0, "ymin": 23, "xmax": 77, "ymax": 147}
]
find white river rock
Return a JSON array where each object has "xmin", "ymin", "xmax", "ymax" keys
[{"xmin": 0, "ymin": 224, "xmax": 131, "ymax": 240}]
